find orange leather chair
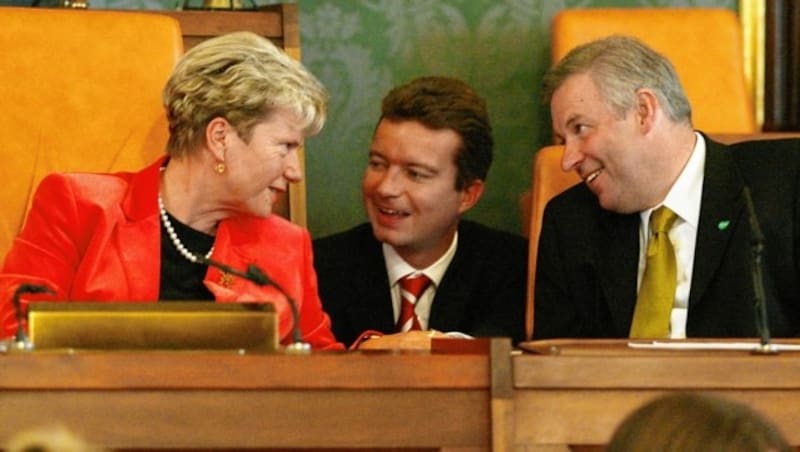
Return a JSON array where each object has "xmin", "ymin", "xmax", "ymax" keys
[
  {"xmin": 0, "ymin": 7, "xmax": 183, "ymax": 261},
  {"xmin": 524, "ymin": 146, "xmax": 579, "ymax": 340},
  {"xmin": 550, "ymin": 7, "xmax": 756, "ymax": 135}
]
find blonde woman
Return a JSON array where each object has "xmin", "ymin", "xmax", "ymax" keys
[{"xmin": 0, "ymin": 32, "xmax": 341, "ymax": 350}]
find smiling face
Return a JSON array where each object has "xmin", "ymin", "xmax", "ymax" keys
[
  {"xmin": 218, "ymin": 108, "xmax": 304, "ymax": 218},
  {"xmin": 550, "ymin": 73, "xmax": 664, "ymax": 214},
  {"xmin": 362, "ymin": 118, "xmax": 483, "ymax": 268}
]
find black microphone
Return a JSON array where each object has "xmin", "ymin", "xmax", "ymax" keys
[
  {"xmin": 11, "ymin": 283, "xmax": 55, "ymax": 351},
  {"xmin": 742, "ymin": 186, "xmax": 777, "ymax": 354},
  {"xmin": 197, "ymin": 256, "xmax": 310, "ymax": 354}
]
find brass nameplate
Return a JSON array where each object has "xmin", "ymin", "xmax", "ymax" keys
[{"xmin": 29, "ymin": 302, "xmax": 277, "ymax": 352}]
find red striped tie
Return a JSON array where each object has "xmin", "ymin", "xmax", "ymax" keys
[{"xmin": 396, "ymin": 274, "xmax": 432, "ymax": 332}]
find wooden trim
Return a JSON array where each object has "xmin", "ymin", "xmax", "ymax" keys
[
  {"xmin": 490, "ymin": 338, "xmax": 514, "ymax": 452},
  {"xmin": 739, "ymin": 0, "xmax": 765, "ymax": 129},
  {"xmin": 276, "ymin": 4, "xmax": 307, "ymax": 228},
  {"xmin": 0, "ymin": 352, "xmax": 490, "ymax": 389},
  {"xmin": 764, "ymin": 0, "xmax": 800, "ymax": 131},
  {"xmin": 279, "ymin": 3, "xmax": 300, "ymax": 52}
]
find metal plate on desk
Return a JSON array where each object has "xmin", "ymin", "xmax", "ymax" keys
[{"xmin": 28, "ymin": 302, "xmax": 277, "ymax": 352}]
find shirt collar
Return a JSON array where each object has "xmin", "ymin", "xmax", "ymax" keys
[
  {"xmin": 640, "ymin": 131, "xmax": 705, "ymax": 227},
  {"xmin": 383, "ymin": 231, "xmax": 459, "ymax": 288}
]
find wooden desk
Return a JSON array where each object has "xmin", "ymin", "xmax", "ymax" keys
[
  {"xmin": 0, "ymin": 345, "xmax": 502, "ymax": 451},
  {"xmin": 512, "ymin": 340, "xmax": 800, "ymax": 451},
  {"xmin": 7, "ymin": 338, "xmax": 800, "ymax": 451}
]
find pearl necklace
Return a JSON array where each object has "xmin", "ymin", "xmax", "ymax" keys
[{"xmin": 158, "ymin": 195, "xmax": 214, "ymax": 264}]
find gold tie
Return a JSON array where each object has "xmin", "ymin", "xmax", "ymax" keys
[{"xmin": 630, "ymin": 206, "xmax": 679, "ymax": 338}]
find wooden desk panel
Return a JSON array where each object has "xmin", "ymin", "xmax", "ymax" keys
[
  {"xmin": 5, "ymin": 390, "xmax": 486, "ymax": 449},
  {"xmin": 512, "ymin": 340, "xmax": 800, "ymax": 451},
  {"xmin": 0, "ymin": 351, "xmax": 491, "ymax": 451}
]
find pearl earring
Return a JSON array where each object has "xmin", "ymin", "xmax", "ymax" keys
[{"xmin": 215, "ymin": 162, "xmax": 226, "ymax": 174}]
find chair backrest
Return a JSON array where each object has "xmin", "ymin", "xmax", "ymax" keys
[
  {"xmin": 551, "ymin": 8, "xmax": 756, "ymax": 135},
  {"xmin": 525, "ymin": 145, "xmax": 580, "ymax": 340},
  {"xmin": 0, "ymin": 7, "xmax": 183, "ymax": 260}
]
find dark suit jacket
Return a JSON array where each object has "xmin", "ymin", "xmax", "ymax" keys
[
  {"xmin": 534, "ymin": 136, "xmax": 800, "ymax": 339},
  {"xmin": 313, "ymin": 220, "xmax": 528, "ymax": 346}
]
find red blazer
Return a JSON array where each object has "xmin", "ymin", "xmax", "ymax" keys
[{"xmin": 0, "ymin": 158, "xmax": 342, "ymax": 350}]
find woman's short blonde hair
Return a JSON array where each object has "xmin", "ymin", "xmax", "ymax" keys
[{"xmin": 163, "ymin": 31, "xmax": 328, "ymax": 156}]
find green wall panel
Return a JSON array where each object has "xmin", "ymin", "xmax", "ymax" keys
[{"xmin": 50, "ymin": 0, "xmax": 737, "ymax": 237}]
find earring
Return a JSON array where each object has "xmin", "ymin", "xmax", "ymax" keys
[{"xmin": 215, "ymin": 162, "xmax": 226, "ymax": 174}]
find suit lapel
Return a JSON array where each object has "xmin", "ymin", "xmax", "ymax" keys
[
  {"xmin": 353, "ymin": 232, "xmax": 396, "ymax": 332},
  {"xmin": 428, "ymin": 240, "xmax": 471, "ymax": 332},
  {"xmin": 115, "ymin": 158, "xmax": 165, "ymax": 300},
  {"xmin": 596, "ymin": 210, "xmax": 641, "ymax": 335},
  {"xmin": 689, "ymin": 138, "xmax": 744, "ymax": 308}
]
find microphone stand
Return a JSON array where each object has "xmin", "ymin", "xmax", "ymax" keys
[
  {"xmin": 199, "ymin": 256, "xmax": 311, "ymax": 354},
  {"xmin": 8, "ymin": 283, "xmax": 55, "ymax": 352},
  {"xmin": 743, "ymin": 187, "xmax": 778, "ymax": 355}
]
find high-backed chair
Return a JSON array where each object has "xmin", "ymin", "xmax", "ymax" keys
[
  {"xmin": 524, "ymin": 145, "xmax": 579, "ymax": 340},
  {"xmin": 0, "ymin": 7, "xmax": 183, "ymax": 260},
  {"xmin": 550, "ymin": 7, "xmax": 756, "ymax": 135}
]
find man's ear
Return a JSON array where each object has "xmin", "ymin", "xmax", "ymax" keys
[
  {"xmin": 205, "ymin": 117, "xmax": 229, "ymax": 161},
  {"xmin": 634, "ymin": 88, "xmax": 659, "ymax": 134},
  {"xmin": 458, "ymin": 179, "xmax": 485, "ymax": 215}
]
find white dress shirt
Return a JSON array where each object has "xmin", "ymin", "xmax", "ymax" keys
[
  {"xmin": 637, "ymin": 132, "xmax": 706, "ymax": 338},
  {"xmin": 383, "ymin": 232, "xmax": 458, "ymax": 329}
]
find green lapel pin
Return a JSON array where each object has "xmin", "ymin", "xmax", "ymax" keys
[{"xmin": 717, "ymin": 220, "xmax": 730, "ymax": 231}]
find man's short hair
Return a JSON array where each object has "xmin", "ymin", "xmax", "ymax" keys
[
  {"xmin": 380, "ymin": 76, "xmax": 493, "ymax": 190},
  {"xmin": 542, "ymin": 35, "xmax": 692, "ymax": 125}
]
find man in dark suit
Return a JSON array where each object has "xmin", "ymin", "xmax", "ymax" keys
[
  {"xmin": 534, "ymin": 35, "xmax": 800, "ymax": 339},
  {"xmin": 313, "ymin": 76, "xmax": 527, "ymax": 348}
]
